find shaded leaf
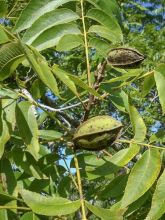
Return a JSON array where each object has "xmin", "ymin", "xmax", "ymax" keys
[
  {"xmin": 22, "ymin": 45, "xmax": 60, "ymax": 98},
  {"xmin": 98, "ymin": 174, "xmax": 128, "ymax": 199},
  {"xmin": 87, "ymin": 8, "xmax": 122, "ymax": 42},
  {"xmin": 0, "ymin": 41, "xmax": 24, "ymax": 81},
  {"xmin": 146, "ymin": 169, "xmax": 165, "ymax": 220},
  {"xmin": 87, "ymin": 0, "xmax": 122, "ymax": 25},
  {"xmin": 0, "ymin": 0, "xmax": 8, "ymax": 17},
  {"xmin": 21, "ymin": 189, "xmax": 81, "ymax": 216},
  {"xmin": 89, "ymin": 37, "xmax": 110, "ymax": 58},
  {"xmin": 85, "ymin": 201, "xmax": 123, "ymax": 220},
  {"xmin": 88, "ymin": 25, "xmax": 119, "ymax": 42},
  {"xmin": 52, "ymin": 65, "xmax": 78, "ymax": 97},
  {"xmin": 0, "ymin": 99, "xmax": 16, "ymax": 158},
  {"xmin": 121, "ymin": 149, "xmax": 161, "ymax": 208},
  {"xmin": 16, "ymin": 101, "xmax": 39, "ymax": 160},
  {"xmin": 56, "ymin": 34, "xmax": 83, "ymax": 51}
]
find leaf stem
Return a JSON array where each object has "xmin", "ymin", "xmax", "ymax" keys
[
  {"xmin": 116, "ymin": 139, "xmax": 165, "ymax": 150},
  {"xmin": 74, "ymin": 151, "xmax": 87, "ymax": 220},
  {"xmin": 63, "ymin": 157, "xmax": 79, "ymax": 190},
  {"xmin": 80, "ymin": 0, "xmax": 91, "ymax": 87},
  {"xmin": 0, "ymin": 206, "xmax": 30, "ymax": 210}
]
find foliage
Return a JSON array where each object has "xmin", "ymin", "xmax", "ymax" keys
[{"xmin": 0, "ymin": 0, "xmax": 165, "ymax": 219}]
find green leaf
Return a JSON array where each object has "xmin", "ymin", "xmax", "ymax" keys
[
  {"xmin": 110, "ymin": 91, "xmax": 128, "ymax": 113},
  {"xmin": 0, "ymin": 41, "xmax": 24, "ymax": 81},
  {"xmin": 21, "ymin": 212, "xmax": 40, "ymax": 220},
  {"xmin": 56, "ymin": 34, "xmax": 83, "ymax": 51},
  {"xmin": 0, "ymin": 25, "xmax": 10, "ymax": 44},
  {"xmin": 85, "ymin": 201, "xmax": 123, "ymax": 220},
  {"xmin": 0, "ymin": 158, "xmax": 17, "ymax": 195},
  {"xmin": 21, "ymin": 189, "xmax": 81, "ymax": 216},
  {"xmin": 110, "ymin": 143, "xmax": 140, "ymax": 167},
  {"xmin": 154, "ymin": 64, "xmax": 165, "ymax": 114},
  {"xmin": 98, "ymin": 174, "xmax": 128, "ymax": 199},
  {"xmin": 68, "ymin": 73, "xmax": 102, "ymax": 99},
  {"xmin": 125, "ymin": 191, "xmax": 150, "ymax": 217},
  {"xmin": 16, "ymin": 101, "xmax": 40, "ymax": 160},
  {"xmin": 52, "ymin": 65, "xmax": 78, "ymax": 97},
  {"xmin": 22, "ymin": 8, "xmax": 79, "ymax": 45},
  {"xmin": 0, "ymin": 0, "xmax": 8, "ymax": 17},
  {"xmin": 87, "ymin": 0, "xmax": 122, "ymax": 25},
  {"xmin": 22, "ymin": 45, "xmax": 60, "ymax": 98},
  {"xmin": 142, "ymin": 73, "xmax": 155, "ymax": 97},
  {"xmin": 52, "ymin": 65, "xmax": 102, "ymax": 99},
  {"xmin": 13, "ymin": 0, "xmax": 77, "ymax": 33},
  {"xmin": 0, "ymin": 192, "xmax": 17, "ymax": 204},
  {"xmin": 39, "ymin": 130, "xmax": 63, "ymax": 141},
  {"xmin": 87, "ymin": 8, "xmax": 123, "ymax": 42},
  {"xmin": 0, "ymin": 99, "xmax": 16, "ymax": 158},
  {"xmin": 89, "ymin": 25, "xmax": 119, "ymax": 42},
  {"xmin": 89, "ymin": 37, "xmax": 110, "ymax": 58},
  {"xmin": 121, "ymin": 148, "xmax": 161, "ymax": 208},
  {"xmin": 0, "ymin": 87, "xmax": 18, "ymax": 99},
  {"xmin": 32, "ymin": 23, "xmax": 81, "ymax": 51},
  {"xmin": 0, "ymin": 210, "xmax": 7, "ymax": 220},
  {"xmin": 146, "ymin": 169, "xmax": 165, "ymax": 220},
  {"xmin": 129, "ymin": 102, "xmax": 147, "ymax": 142}
]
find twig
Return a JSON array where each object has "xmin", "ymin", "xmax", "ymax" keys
[
  {"xmin": 20, "ymin": 89, "xmax": 88, "ymax": 112},
  {"xmin": 63, "ymin": 157, "xmax": 79, "ymax": 190},
  {"xmin": 83, "ymin": 60, "xmax": 107, "ymax": 121},
  {"xmin": 80, "ymin": 0, "xmax": 91, "ymax": 87},
  {"xmin": 74, "ymin": 151, "xmax": 87, "ymax": 220}
]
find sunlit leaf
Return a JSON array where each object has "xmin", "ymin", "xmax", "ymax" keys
[
  {"xmin": 110, "ymin": 143, "xmax": 140, "ymax": 167},
  {"xmin": 121, "ymin": 149, "xmax": 161, "ymax": 208},
  {"xmin": 154, "ymin": 64, "xmax": 165, "ymax": 114},
  {"xmin": 13, "ymin": 0, "xmax": 76, "ymax": 33},
  {"xmin": 39, "ymin": 130, "xmax": 63, "ymax": 141},
  {"xmin": 129, "ymin": 102, "xmax": 147, "ymax": 142},
  {"xmin": 20, "ymin": 212, "xmax": 40, "ymax": 220},
  {"xmin": 22, "ymin": 8, "xmax": 79, "ymax": 45},
  {"xmin": 32, "ymin": 23, "xmax": 81, "ymax": 51},
  {"xmin": 142, "ymin": 73, "xmax": 155, "ymax": 97},
  {"xmin": 21, "ymin": 189, "xmax": 81, "ymax": 216},
  {"xmin": 0, "ymin": 25, "xmax": 10, "ymax": 44}
]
